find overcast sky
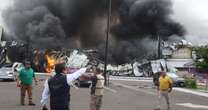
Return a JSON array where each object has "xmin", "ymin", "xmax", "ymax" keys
[
  {"xmin": 0, "ymin": 0, "xmax": 208, "ymax": 45},
  {"xmin": 172, "ymin": 0, "xmax": 208, "ymax": 45}
]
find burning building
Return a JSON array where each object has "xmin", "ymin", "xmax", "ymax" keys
[{"xmin": 2, "ymin": 0, "xmax": 185, "ymax": 65}]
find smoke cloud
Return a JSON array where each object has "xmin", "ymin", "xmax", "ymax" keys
[{"xmin": 2, "ymin": 0, "xmax": 185, "ymax": 64}]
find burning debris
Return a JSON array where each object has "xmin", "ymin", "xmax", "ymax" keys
[
  {"xmin": 2, "ymin": 0, "xmax": 186, "ymax": 64},
  {"xmin": 44, "ymin": 52, "xmax": 55, "ymax": 73},
  {"xmin": 0, "ymin": 27, "xmax": 190, "ymax": 77}
]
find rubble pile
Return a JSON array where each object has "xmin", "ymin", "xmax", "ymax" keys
[
  {"xmin": 66, "ymin": 50, "xmax": 89, "ymax": 68},
  {"xmin": 65, "ymin": 50, "xmax": 145, "ymax": 77}
]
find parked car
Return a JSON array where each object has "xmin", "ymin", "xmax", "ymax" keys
[
  {"xmin": 0, "ymin": 62, "xmax": 24, "ymax": 81},
  {"xmin": 153, "ymin": 72, "xmax": 185, "ymax": 87},
  {"xmin": 166, "ymin": 72, "xmax": 185, "ymax": 87},
  {"xmin": 67, "ymin": 68, "xmax": 92, "ymax": 87},
  {"xmin": 75, "ymin": 76, "xmax": 92, "ymax": 87}
]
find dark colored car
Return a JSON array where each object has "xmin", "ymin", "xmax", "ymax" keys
[
  {"xmin": 67, "ymin": 68, "xmax": 92, "ymax": 87},
  {"xmin": 75, "ymin": 76, "xmax": 92, "ymax": 87}
]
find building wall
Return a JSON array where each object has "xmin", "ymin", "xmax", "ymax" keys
[
  {"xmin": 172, "ymin": 47, "xmax": 192, "ymax": 59},
  {"xmin": 166, "ymin": 59, "xmax": 193, "ymax": 68}
]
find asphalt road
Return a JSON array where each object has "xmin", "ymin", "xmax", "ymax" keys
[{"xmin": 0, "ymin": 77, "xmax": 208, "ymax": 110}]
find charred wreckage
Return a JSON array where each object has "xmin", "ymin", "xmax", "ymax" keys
[
  {"xmin": 0, "ymin": 0, "xmax": 189, "ymax": 77},
  {"xmin": 0, "ymin": 41, "xmax": 147, "ymax": 77}
]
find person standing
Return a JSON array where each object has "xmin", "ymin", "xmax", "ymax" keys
[
  {"xmin": 90, "ymin": 68, "xmax": 105, "ymax": 110},
  {"xmin": 156, "ymin": 71, "xmax": 172, "ymax": 110},
  {"xmin": 41, "ymin": 63, "xmax": 88, "ymax": 110},
  {"xmin": 17, "ymin": 61, "xmax": 38, "ymax": 106}
]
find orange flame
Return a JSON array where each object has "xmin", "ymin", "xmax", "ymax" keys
[{"xmin": 45, "ymin": 54, "xmax": 55, "ymax": 73}]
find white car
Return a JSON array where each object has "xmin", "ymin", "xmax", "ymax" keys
[
  {"xmin": 153, "ymin": 72, "xmax": 185, "ymax": 87},
  {"xmin": 0, "ymin": 62, "xmax": 24, "ymax": 81},
  {"xmin": 166, "ymin": 72, "xmax": 185, "ymax": 87}
]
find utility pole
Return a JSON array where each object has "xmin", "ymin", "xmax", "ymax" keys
[
  {"xmin": 26, "ymin": 37, "xmax": 31, "ymax": 61},
  {"xmin": 157, "ymin": 35, "xmax": 161, "ymax": 59},
  {"xmin": 0, "ymin": 26, "xmax": 3, "ymax": 42},
  {"xmin": 104, "ymin": 0, "xmax": 112, "ymax": 86}
]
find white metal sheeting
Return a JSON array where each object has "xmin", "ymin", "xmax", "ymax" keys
[{"xmin": 66, "ymin": 50, "xmax": 89, "ymax": 68}]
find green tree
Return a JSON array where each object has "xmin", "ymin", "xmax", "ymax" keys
[{"xmin": 193, "ymin": 46, "xmax": 208, "ymax": 71}]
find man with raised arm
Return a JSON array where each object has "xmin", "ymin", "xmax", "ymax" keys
[{"xmin": 41, "ymin": 63, "xmax": 88, "ymax": 110}]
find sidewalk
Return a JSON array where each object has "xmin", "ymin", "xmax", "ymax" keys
[
  {"xmin": 109, "ymin": 76, "xmax": 152, "ymax": 82},
  {"xmin": 174, "ymin": 87, "xmax": 208, "ymax": 98}
]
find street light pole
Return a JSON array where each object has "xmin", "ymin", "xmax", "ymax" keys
[
  {"xmin": 104, "ymin": 0, "xmax": 112, "ymax": 86},
  {"xmin": 157, "ymin": 35, "xmax": 161, "ymax": 59},
  {"xmin": 26, "ymin": 37, "xmax": 30, "ymax": 60}
]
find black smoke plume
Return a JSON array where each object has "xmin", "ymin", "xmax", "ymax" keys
[
  {"xmin": 112, "ymin": 0, "xmax": 185, "ymax": 39},
  {"xmin": 2, "ymin": 0, "xmax": 185, "ymax": 64}
]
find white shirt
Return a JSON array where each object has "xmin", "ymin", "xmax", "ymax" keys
[{"xmin": 40, "ymin": 68, "xmax": 87, "ymax": 106}]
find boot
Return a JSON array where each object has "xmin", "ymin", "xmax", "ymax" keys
[
  {"xmin": 20, "ymin": 97, "xmax": 25, "ymax": 106},
  {"xmin": 167, "ymin": 103, "xmax": 170, "ymax": 110},
  {"xmin": 155, "ymin": 107, "xmax": 160, "ymax": 110},
  {"xmin": 167, "ymin": 106, "xmax": 170, "ymax": 110},
  {"xmin": 28, "ymin": 102, "xmax": 36, "ymax": 106}
]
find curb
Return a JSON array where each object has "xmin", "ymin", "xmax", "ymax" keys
[{"xmin": 174, "ymin": 88, "xmax": 208, "ymax": 98}]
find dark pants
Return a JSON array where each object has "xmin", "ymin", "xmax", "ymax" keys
[
  {"xmin": 20, "ymin": 84, "xmax": 33, "ymax": 104},
  {"xmin": 50, "ymin": 102, "xmax": 70, "ymax": 110}
]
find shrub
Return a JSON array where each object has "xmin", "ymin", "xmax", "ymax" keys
[{"xmin": 185, "ymin": 78, "xmax": 197, "ymax": 89}]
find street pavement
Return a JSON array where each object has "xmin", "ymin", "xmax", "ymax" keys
[{"xmin": 0, "ymin": 77, "xmax": 208, "ymax": 110}]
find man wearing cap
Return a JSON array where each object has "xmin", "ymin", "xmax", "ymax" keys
[
  {"xmin": 17, "ymin": 61, "xmax": 38, "ymax": 106},
  {"xmin": 41, "ymin": 63, "xmax": 88, "ymax": 110},
  {"xmin": 156, "ymin": 71, "xmax": 172, "ymax": 110}
]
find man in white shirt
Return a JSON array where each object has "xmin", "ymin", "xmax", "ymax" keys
[{"xmin": 40, "ymin": 63, "xmax": 88, "ymax": 110}]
